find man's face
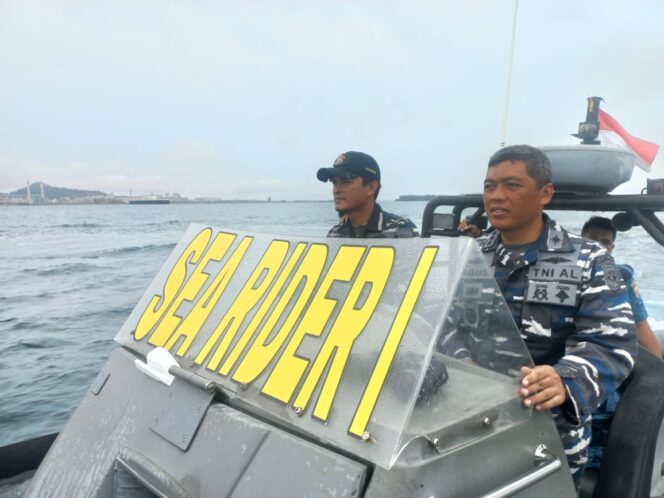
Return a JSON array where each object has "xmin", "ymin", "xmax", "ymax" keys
[
  {"xmin": 582, "ymin": 227, "xmax": 615, "ymax": 253},
  {"xmin": 483, "ymin": 160, "xmax": 553, "ymax": 236},
  {"xmin": 331, "ymin": 175, "xmax": 376, "ymax": 214}
]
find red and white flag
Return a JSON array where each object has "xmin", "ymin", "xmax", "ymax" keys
[{"xmin": 598, "ymin": 109, "xmax": 659, "ymax": 172}]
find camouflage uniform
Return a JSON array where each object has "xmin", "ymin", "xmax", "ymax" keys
[
  {"xmin": 587, "ymin": 264, "xmax": 647, "ymax": 470},
  {"xmin": 480, "ymin": 215, "xmax": 637, "ymax": 483},
  {"xmin": 438, "ymin": 249, "xmax": 531, "ymax": 377},
  {"xmin": 327, "ymin": 203, "xmax": 418, "ymax": 238}
]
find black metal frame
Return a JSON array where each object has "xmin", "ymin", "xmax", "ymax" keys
[{"xmin": 421, "ymin": 193, "xmax": 664, "ymax": 246}]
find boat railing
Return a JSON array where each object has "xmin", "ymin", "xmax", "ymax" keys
[{"xmin": 421, "ymin": 192, "xmax": 664, "ymax": 246}]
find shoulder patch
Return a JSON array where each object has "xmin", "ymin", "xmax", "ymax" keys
[
  {"xmin": 547, "ymin": 228, "xmax": 565, "ymax": 249},
  {"xmin": 597, "ymin": 254, "xmax": 622, "ymax": 291}
]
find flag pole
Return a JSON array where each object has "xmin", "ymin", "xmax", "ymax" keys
[{"xmin": 500, "ymin": 0, "xmax": 520, "ymax": 147}]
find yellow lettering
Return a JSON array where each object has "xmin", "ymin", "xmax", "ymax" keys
[
  {"xmin": 134, "ymin": 228, "xmax": 213, "ymax": 341},
  {"xmin": 194, "ymin": 239, "xmax": 289, "ymax": 368},
  {"xmin": 260, "ymin": 245, "xmax": 365, "ymax": 403},
  {"xmin": 230, "ymin": 243, "xmax": 328, "ymax": 385},
  {"xmin": 348, "ymin": 246, "xmax": 438, "ymax": 437},
  {"xmin": 149, "ymin": 234, "xmax": 250, "ymax": 347},
  {"xmin": 164, "ymin": 235, "xmax": 262, "ymax": 355},
  {"xmin": 294, "ymin": 247, "xmax": 394, "ymax": 421},
  {"xmin": 219, "ymin": 242, "xmax": 307, "ymax": 375}
]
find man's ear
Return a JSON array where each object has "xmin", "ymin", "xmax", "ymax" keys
[
  {"xmin": 366, "ymin": 180, "xmax": 379, "ymax": 197},
  {"xmin": 540, "ymin": 182, "xmax": 554, "ymax": 206}
]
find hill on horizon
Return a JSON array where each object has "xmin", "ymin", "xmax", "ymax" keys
[{"xmin": 8, "ymin": 182, "xmax": 108, "ymax": 200}]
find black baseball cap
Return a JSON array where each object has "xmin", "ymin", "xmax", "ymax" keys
[{"xmin": 317, "ymin": 151, "xmax": 381, "ymax": 183}]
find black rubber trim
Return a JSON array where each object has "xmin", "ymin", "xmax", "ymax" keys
[{"xmin": 0, "ymin": 432, "xmax": 58, "ymax": 479}]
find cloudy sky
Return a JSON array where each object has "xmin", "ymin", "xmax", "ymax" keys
[{"xmin": 1, "ymin": 0, "xmax": 663, "ymax": 200}]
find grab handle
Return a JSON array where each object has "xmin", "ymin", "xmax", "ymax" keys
[{"xmin": 481, "ymin": 444, "xmax": 562, "ymax": 498}]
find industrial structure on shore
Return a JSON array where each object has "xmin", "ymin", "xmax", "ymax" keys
[{"xmin": 1, "ymin": 181, "xmax": 185, "ymax": 205}]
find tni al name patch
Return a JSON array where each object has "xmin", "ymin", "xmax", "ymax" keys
[{"xmin": 528, "ymin": 265, "xmax": 582, "ymax": 283}]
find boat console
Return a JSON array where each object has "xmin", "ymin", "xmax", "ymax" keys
[{"xmin": 21, "ymin": 227, "xmax": 576, "ymax": 497}]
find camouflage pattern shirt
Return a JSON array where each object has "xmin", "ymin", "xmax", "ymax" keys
[
  {"xmin": 326, "ymin": 203, "xmax": 418, "ymax": 238},
  {"xmin": 480, "ymin": 215, "xmax": 637, "ymax": 425}
]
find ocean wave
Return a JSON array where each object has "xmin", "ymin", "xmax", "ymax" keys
[
  {"xmin": 82, "ymin": 242, "xmax": 176, "ymax": 259},
  {"xmin": 5, "ymin": 320, "xmax": 38, "ymax": 332},
  {"xmin": 66, "ymin": 306, "xmax": 134, "ymax": 321},
  {"xmin": 2, "ymin": 336, "xmax": 75, "ymax": 351},
  {"xmin": 4, "ymin": 319, "xmax": 69, "ymax": 334},
  {"xmin": 52, "ymin": 222, "xmax": 106, "ymax": 229},
  {"xmin": 21, "ymin": 262, "xmax": 106, "ymax": 277},
  {"xmin": 139, "ymin": 219, "xmax": 182, "ymax": 228},
  {"xmin": 15, "ymin": 340, "xmax": 49, "ymax": 349},
  {"xmin": 0, "ymin": 285, "xmax": 110, "ymax": 304},
  {"xmin": 0, "ymin": 291, "xmax": 56, "ymax": 303}
]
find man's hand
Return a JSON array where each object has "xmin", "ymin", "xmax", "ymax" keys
[
  {"xmin": 519, "ymin": 365, "xmax": 566, "ymax": 410},
  {"xmin": 457, "ymin": 220, "xmax": 483, "ymax": 238}
]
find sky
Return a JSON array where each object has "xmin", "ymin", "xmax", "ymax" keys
[{"xmin": 1, "ymin": 0, "xmax": 663, "ymax": 200}]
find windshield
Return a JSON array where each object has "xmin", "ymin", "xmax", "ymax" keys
[{"xmin": 116, "ymin": 225, "xmax": 531, "ymax": 468}]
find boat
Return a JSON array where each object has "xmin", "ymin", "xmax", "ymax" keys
[
  {"xmin": 2, "ymin": 100, "xmax": 663, "ymax": 498},
  {"xmin": 129, "ymin": 199, "xmax": 170, "ymax": 205}
]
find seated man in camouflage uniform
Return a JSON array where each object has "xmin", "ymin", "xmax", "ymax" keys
[
  {"xmin": 317, "ymin": 151, "xmax": 418, "ymax": 238},
  {"xmin": 581, "ymin": 216, "xmax": 661, "ymax": 357},
  {"xmin": 479, "ymin": 145, "xmax": 637, "ymax": 487},
  {"xmin": 581, "ymin": 216, "xmax": 661, "ymax": 474}
]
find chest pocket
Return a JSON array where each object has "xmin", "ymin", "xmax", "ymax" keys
[
  {"xmin": 521, "ymin": 264, "xmax": 581, "ymax": 346},
  {"xmin": 520, "ymin": 298, "xmax": 575, "ymax": 365}
]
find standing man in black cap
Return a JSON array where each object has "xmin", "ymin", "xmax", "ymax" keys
[{"xmin": 317, "ymin": 151, "xmax": 418, "ymax": 238}]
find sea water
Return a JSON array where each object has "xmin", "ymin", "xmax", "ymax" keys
[{"xmin": 1, "ymin": 202, "xmax": 663, "ymax": 446}]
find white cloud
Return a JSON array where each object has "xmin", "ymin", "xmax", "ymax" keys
[{"xmin": 1, "ymin": 1, "xmax": 663, "ymax": 199}]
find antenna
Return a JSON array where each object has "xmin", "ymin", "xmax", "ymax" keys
[{"xmin": 500, "ymin": 0, "xmax": 520, "ymax": 147}]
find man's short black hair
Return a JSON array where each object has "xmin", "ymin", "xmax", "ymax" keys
[
  {"xmin": 581, "ymin": 216, "xmax": 617, "ymax": 243},
  {"xmin": 360, "ymin": 176, "xmax": 381, "ymax": 200},
  {"xmin": 488, "ymin": 145, "xmax": 552, "ymax": 188}
]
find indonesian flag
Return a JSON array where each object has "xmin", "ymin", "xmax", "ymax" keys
[{"xmin": 598, "ymin": 109, "xmax": 659, "ymax": 172}]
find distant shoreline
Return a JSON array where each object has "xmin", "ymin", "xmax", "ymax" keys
[
  {"xmin": 1, "ymin": 198, "xmax": 431, "ymax": 206},
  {"xmin": 3, "ymin": 182, "xmax": 435, "ymax": 205},
  {"xmin": 0, "ymin": 199, "xmax": 333, "ymax": 206}
]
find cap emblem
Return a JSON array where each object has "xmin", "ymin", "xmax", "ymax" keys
[{"xmin": 334, "ymin": 154, "xmax": 346, "ymax": 166}]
